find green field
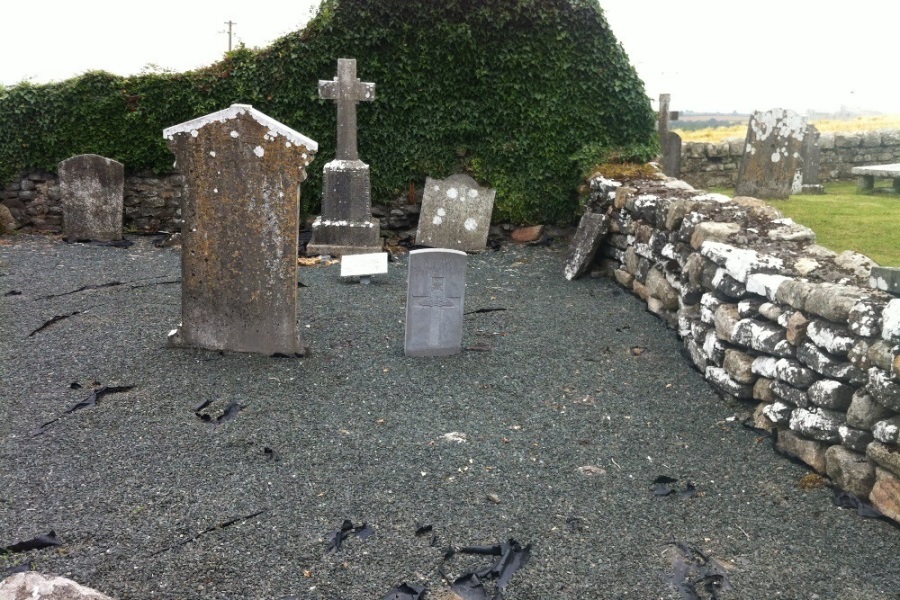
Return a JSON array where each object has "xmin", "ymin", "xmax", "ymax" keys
[{"xmin": 710, "ymin": 182, "xmax": 900, "ymax": 267}]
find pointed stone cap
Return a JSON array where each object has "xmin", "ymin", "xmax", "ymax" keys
[{"xmin": 163, "ymin": 103, "xmax": 318, "ymax": 151}]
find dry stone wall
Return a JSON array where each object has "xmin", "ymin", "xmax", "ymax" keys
[
  {"xmin": 586, "ymin": 174, "xmax": 900, "ymax": 523},
  {"xmin": 680, "ymin": 128, "xmax": 900, "ymax": 189},
  {"xmin": 2, "ymin": 171, "xmax": 183, "ymax": 233}
]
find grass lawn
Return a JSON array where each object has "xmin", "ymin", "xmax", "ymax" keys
[{"xmin": 709, "ymin": 181, "xmax": 900, "ymax": 267}]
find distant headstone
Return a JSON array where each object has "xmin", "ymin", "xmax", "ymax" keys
[
  {"xmin": 58, "ymin": 154, "xmax": 124, "ymax": 242},
  {"xmin": 405, "ymin": 248, "xmax": 467, "ymax": 357},
  {"xmin": 163, "ymin": 104, "xmax": 317, "ymax": 355},
  {"xmin": 564, "ymin": 212, "xmax": 610, "ymax": 280},
  {"xmin": 307, "ymin": 58, "xmax": 382, "ymax": 257},
  {"xmin": 416, "ymin": 174, "xmax": 496, "ymax": 252},
  {"xmin": 799, "ymin": 124, "xmax": 824, "ymax": 194},
  {"xmin": 735, "ymin": 108, "xmax": 807, "ymax": 200},
  {"xmin": 341, "ymin": 251, "xmax": 388, "ymax": 284},
  {"xmin": 658, "ymin": 94, "xmax": 681, "ymax": 177}
]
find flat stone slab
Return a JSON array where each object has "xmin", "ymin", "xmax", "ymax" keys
[
  {"xmin": 851, "ymin": 164, "xmax": 900, "ymax": 177},
  {"xmin": 404, "ymin": 248, "xmax": 466, "ymax": 356},
  {"xmin": 564, "ymin": 212, "xmax": 609, "ymax": 280},
  {"xmin": 416, "ymin": 174, "xmax": 495, "ymax": 252},
  {"xmin": 341, "ymin": 252, "xmax": 388, "ymax": 279}
]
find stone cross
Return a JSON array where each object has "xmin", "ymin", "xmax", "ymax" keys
[
  {"xmin": 657, "ymin": 94, "xmax": 681, "ymax": 177},
  {"xmin": 657, "ymin": 94, "xmax": 680, "ymax": 141},
  {"xmin": 319, "ymin": 58, "xmax": 375, "ymax": 161}
]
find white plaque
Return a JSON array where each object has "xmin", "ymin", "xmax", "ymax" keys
[{"xmin": 341, "ymin": 252, "xmax": 388, "ymax": 277}]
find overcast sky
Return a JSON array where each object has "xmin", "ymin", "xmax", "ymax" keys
[{"xmin": 2, "ymin": 0, "xmax": 897, "ymax": 115}]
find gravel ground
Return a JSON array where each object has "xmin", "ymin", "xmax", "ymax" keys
[{"xmin": 1, "ymin": 234, "xmax": 898, "ymax": 600}]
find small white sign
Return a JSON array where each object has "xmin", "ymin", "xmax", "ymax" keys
[{"xmin": 341, "ymin": 252, "xmax": 388, "ymax": 278}]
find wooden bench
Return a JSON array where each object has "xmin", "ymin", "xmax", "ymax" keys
[{"xmin": 850, "ymin": 163, "xmax": 900, "ymax": 192}]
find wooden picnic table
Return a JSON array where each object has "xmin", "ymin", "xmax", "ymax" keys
[{"xmin": 850, "ymin": 163, "xmax": 900, "ymax": 192}]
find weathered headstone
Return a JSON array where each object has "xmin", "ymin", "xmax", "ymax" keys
[
  {"xmin": 564, "ymin": 212, "xmax": 610, "ymax": 280},
  {"xmin": 415, "ymin": 174, "xmax": 496, "ymax": 252},
  {"xmin": 794, "ymin": 124, "xmax": 824, "ymax": 194},
  {"xmin": 735, "ymin": 109, "xmax": 807, "ymax": 200},
  {"xmin": 163, "ymin": 104, "xmax": 317, "ymax": 355},
  {"xmin": 341, "ymin": 251, "xmax": 388, "ymax": 284},
  {"xmin": 658, "ymin": 94, "xmax": 682, "ymax": 177},
  {"xmin": 58, "ymin": 154, "xmax": 124, "ymax": 242},
  {"xmin": 307, "ymin": 58, "xmax": 382, "ymax": 257},
  {"xmin": 405, "ymin": 248, "xmax": 467, "ymax": 357}
]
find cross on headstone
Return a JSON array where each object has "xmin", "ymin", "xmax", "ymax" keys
[
  {"xmin": 319, "ymin": 58, "xmax": 375, "ymax": 161},
  {"xmin": 415, "ymin": 275, "xmax": 459, "ymax": 308},
  {"xmin": 657, "ymin": 93, "xmax": 680, "ymax": 140},
  {"xmin": 405, "ymin": 249, "xmax": 467, "ymax": 357}
]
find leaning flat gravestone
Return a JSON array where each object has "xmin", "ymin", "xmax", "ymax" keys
[
  {"xmin": 307, "ymin": 58, "xmax": 382, "ymax": 257},
  {"xmin": 564, "ymin": 212, "xmax": 610, "ymax": 280},
  {"xmin": 405, "ymin": 248, "xmax": 467, "ymax": 357},
  {"xmin": 735, "ymin": 108, "xmax": 807, "ymax": 200},
  {"xmin": 416, "ymin": 174, "xmax": 496, "ymax": 252},
  {"xmin": 58, "ymin": 154, "xmax": 124, "ymax": 242},
  {"xmin": 163, "ymin": 104, "xmax": 317, "ymax": 355}
]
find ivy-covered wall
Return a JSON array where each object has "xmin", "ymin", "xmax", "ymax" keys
[{"xmin": 0, "ymin": 0, "xmax": 656, "ymax": 225}]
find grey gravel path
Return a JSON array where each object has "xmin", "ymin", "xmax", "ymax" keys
[{"xmin": 1, "ymin": 234, "xmax": 898, "ymax": 600}]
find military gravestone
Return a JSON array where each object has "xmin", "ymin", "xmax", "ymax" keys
[
  {"xmin": 735, "ymin": 109, "xmax": 807, "ymax": 200},
  {"xmin": 416, "ymin": 174, "xmax": 496, "ymax": 252},
  {"xmin": 58, "ymin": 154, "xmax": 124, "ymax": 242},
  {"xmin": 163, "ymin": 104, "xmax": 317, "ymax": 355},
  {"xmin": 405, "ymin": 248, "xmax": 467, "ymax": 357},
  {"xmin": 307, "ymin": 58, "xmax": 382, "ymax": 257}
]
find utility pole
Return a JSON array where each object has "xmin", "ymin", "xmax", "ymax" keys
[{"xmin": 223, "ymin": 20, "xmax": 236, "ymax": 52}]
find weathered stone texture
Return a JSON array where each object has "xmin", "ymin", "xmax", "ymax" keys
[{"xmin": 59, "ymin": 154, "xmax": 124, "ymax": 242}]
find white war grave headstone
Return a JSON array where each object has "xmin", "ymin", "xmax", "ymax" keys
[
  {"xmin": 307, "ymin": 58, "xmax": 382, "ymax": 257},
  {"xmin": 416, "ymin": 174, "xmax": 496, "ymax": 252},
  {"xmin": 405, "ymin": 248, "xmax": 467, "ymax": 357},
  {"xmin": 58, "ymin": 154, "xmax": 124, "ymax": 242},
  {"xmin": 163, "ymin": 104, "xmax": 317, "ymax": 355},
  {"xmin": 735, "ymin": 108, "xmax": 807, "ymax": 200}
]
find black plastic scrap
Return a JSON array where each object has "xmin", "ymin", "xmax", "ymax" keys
[
  {"xmin": 38, "ymin": 281, "xmax": 123, "ymax": 299},
  {"xmin": 193, "ymin": 400, "xmax": 244, "ymax": 427},
  {"xmin": 661, "ymin": 541, "xmax": 731, "ymax": 600},
  {"xmin": 325, "ymin": 520, "xmax": 374, "ymax": 552},
  {"xmin": 4, "ymin": 290, "xmax": 22, "ymax": 296},
  {"xmin": 464, "ymin": 307, "xmax": 507, "ymax": 315},
  {"xmin": 652, "ymin": 476, "xmax": 697, "ymax": 499},
  {"xmin": 448, "ymin": 539, "xmax": 532, "ymax": 600},
  {"xmin": 832, "ymin": 488, "xmax": 884, "ymax": 518},
  {"xmin": 32, "ymin": 385, "xmax": 134, "ymax": 436},
  {"xmin": 2, "ymin": 531, "xmax": 62, "ymax": 553},
  {"xmin": 0, "ymin": 561, "xmax": 32, "ymax": 578},
  {"xmin": 148, "ymin": 509, "xmax": 267, "ymax": 557},
  {"xmin": 382, "ymin": 582, "xmax": 426, "ymax": 600},
  {"xmin": 27, "ymin": 311, "xmax": 81, "ymax": 337},
  {"xmin": 415, "ymin": 523, "xmax": 438, "ymax": 547}
]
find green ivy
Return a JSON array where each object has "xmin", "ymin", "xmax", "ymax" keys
[{"xmin": 0, "ymin": 0, "xmax": 656, "ymax": 225}]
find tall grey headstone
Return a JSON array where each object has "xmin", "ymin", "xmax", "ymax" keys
[
  {"xmin": 58, "ymin": 154, "xmax": 124, "ymax": 242},
  {"xmin": 799, "ymin": 124, "xmax": 824, "ymax": 193},
  {"xmin": 405, "ymin": 248, "xmax": 467, "ymax": 357},
  {"xmin": 307, "ymin": 58, "xmax": 382, "ymax": 257},
  {"xmin": 416, "ymin": 174, "xmax": 496, "ymax": 252},
  {"xmin": 658, "ymin": 94, "xmax": 681, "ymax": 177},
  {"xmin": 735, "ymin": 108, "xmax": 807, "ymax": 200},
  {"xmin": 163, "ymin": 104, "xmax": 318, "ymax": 355}
]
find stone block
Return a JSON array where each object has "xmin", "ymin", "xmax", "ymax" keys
[
  {"xmin": 806, "ymin": 379, "xmax": 854, "ymax": 410},
  {"xmin": 867, "ymin": 442, "xmax": 900, "ymax": 477},
  {"xmin": 771, "ymin": 380, "xmax": 810, "ymax": 407},
  {"xmin": 700, "ymin": 241, "xmax": 783, "ymax": 284},
  {"xmin": 714, "ymin": 304, "xmax": 740, "ymax": 342},
  {"xmin": 882, "ymin": 299, "xmax": 900, "ymax": 343},
  {"xmin": 776, "ymin": 429, "xmax": 828, "ymax": 473},
  {"xmin": 705, "ymin": 366, "xmax": 754, "ymax": 398},
  {"xmin": 847, "ymin": 389, "xmax": 895, "ymax": 430},
  {"xmin": 789, "ymin": 407, "xmax": 844, "ymax": 443},
  {"xmin": 825, "ymin": 445, "xmax": 875, "ymax": 498},
  {"xmin": 870, "ymin": 266, "xmax": 900, "ymax": 295},
  {"xmin": 613, "ymin": 269, "xmax": 634, "ymax": 288},
  {"xmin": 806, "ymin": 320, "xmax": 856, "ymax": 356},
  {"xmin": 838, "ymin": 425, "xmax": 874, "ymax": 453},
  {"xmin": 848, "ymin": 339, "xmax": 871, "ymax": 371},
  {"xmin": 804, "ymin": 284, "xmax": 869, "ymax": 324},
  {"xmin": 690, "ymin": 222, "xmax": 740, "ymax": 249},
  {"xmin": 645, "ymin": 268, "xmax": 679, "ymax": 311},
  {"xmin": 869, "ymin": 367, "xmax": 900, "ymax": 411},
  {"xmin": 732, "ymin": 318, "xmax": 794, "ymax": 357},
  {"xmin": 0, "ymin": 573, "xmax": 113, "ymax": 600},
  {"xmin": 870, "ymin": 467, "xmax": 900, "ymax": 522},
  {"xmin": 866, "ymin": 340, "xmax": 896, "ymax": 372},
  {"xmin": 797, "ymin": 342, "xmax": 866, "ymax": 385},
  {"xmin": 753, "ymin": 377, "xmax": 776, "ymax": 402},
  {"xmin": 776, "ymin": 279, "xmax": 816, "ymax": 311},
  {"xmin": 724, "ymin": 349, "xmax": 756, "ymax": 384},
  {"xmin": 849, "ymin": 298, "xmax": 883, "ymax": 338},
  {"xmin": 873, "ymin": 417, "xmax": 900, "ymax": 444}
]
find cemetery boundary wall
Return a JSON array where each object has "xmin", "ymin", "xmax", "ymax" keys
[
  {"xmin": 587, "ymin": 175, "xmax": 900, "ymax": 522},
  {"xmin": 679, "ymin": 128, "xmax": 900, "ymax": 189}
]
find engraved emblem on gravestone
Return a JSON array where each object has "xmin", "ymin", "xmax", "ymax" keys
[
  {"xmin": 405, "ymin": 248, "xmax": 467, "ymax": 357},
  {"xmin": 307, "ymin": 58, "xmax": 382, "ymax": 257},
  {"xmin": 735, "ymin": 108, "xmax": 806, "ymax": 200},
  {"xmin": 416, "ymin": 174, "xmax": 496, "ymax": 252},
  {"xmin": 163, "ymin": 104, "xmax": 317, "ymax": 355},
  {"xmin": 58, "ymin": 154, "xmax": 124, "ymax": 242}
]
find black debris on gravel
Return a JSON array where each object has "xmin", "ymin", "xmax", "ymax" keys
[
  {"xmin": 149, "ymin": 510, "xmax": 268, "ymax": 557},
  {"xmin": 382, "ymin": 582, "xmax": 426, "ymax": 600},
  {"xmin": 27, "ymin": 310, "xmax": 81, "ymax": 337},
  {"xmin": 2, "ymin": 531, "xmax": 62, "ymax": 553},
  {"xmin": 31, "ymin": 385, "xmax": 135, "ymax": 436},
  {"xmin": 325, "ymin": 520, "xmax": 375, "ymax": 552},
  {"xmin": 661, "ymin": 541, "xmax": 731, "ymax": 600}
]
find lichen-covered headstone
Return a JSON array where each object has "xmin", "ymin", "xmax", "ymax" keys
[
  {"xmin": 564, "ymin": 212, "xmax": 610, "ymax": 280},
  {"xmin": 307, "ymin": 58, "xmax": 382, "ymax": 257},
  {"xmin": 735, "ymin": 109, "xmax": 807, "ymax": 200},
  {"xmin": 163, "ymin": 104, "xmax": 317, "ymax": 355},
  {"xmin": 415, "ymin": 174, "xmax": 496, "ymax": 252},
  {"xmin": 58, "ymin": 154, "xmax": 124, "ymax": 242},
  {"xmin": 405, "ymin": 248, "xmax": 467, "ymax": 357},
  {"xmin": 800, "ymin": 124, "xmax": 822, "ymax": 189}
]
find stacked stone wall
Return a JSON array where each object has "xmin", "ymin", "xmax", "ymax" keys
[
  {"xmin": 588, "ymin": 175, "xmax": 900, "ymax": 522},
  {"xmin": 679, "ymin": 128, "xmax": 900, "ymax": 189},
  {"xmin": 2, "ymin": 171, "xmax": 183, "ymax": 233}
]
